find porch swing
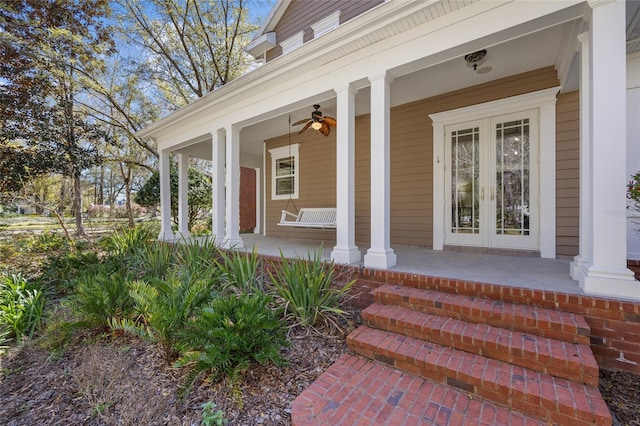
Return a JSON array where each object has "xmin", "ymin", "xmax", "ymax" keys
[{"xmin": 277, "ymin": 108, "xmax": 338, "ymax": 229}]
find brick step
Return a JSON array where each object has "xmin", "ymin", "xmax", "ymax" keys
[
  {"xmin": 362, "ymin": 303, "xmax": 600, "ymax": 386},
  {"xmin": 374, "ymin": 284, "xmax": 591, "ymax": 345},
  {"xmin": 292, "ymin": 353, "xmax": 549, "ymax": 425},
  {"xmin": 347, "ymin": 326, "xmax": 611, "ymax": 425}
]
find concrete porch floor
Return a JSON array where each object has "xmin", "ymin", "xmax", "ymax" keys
[{"xmin": 237, "ymin": 234, "xmax": 581, "ymax": 295}]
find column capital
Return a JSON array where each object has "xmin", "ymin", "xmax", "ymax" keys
[
  {"xmin": 334, "ymin": 82, "xmax": 357, "ymax": 95},
  {"xmin": 587, "ymin": 0, "xmax": 616, "ymax": 9},
  {"xmin": 368, "ymin": 70, "xmax": 394, "ymax": 85}
]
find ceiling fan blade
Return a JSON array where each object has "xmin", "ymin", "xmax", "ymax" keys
[
  {"xmin": 297, "ymin": 121, "xmax": 313, "ymax": 134},
  {"xmin": 319, "ymin": 121, "xmax": 330, "ymax": 136},
  {"xmin": 323, "ymin": 116, "xmax": 337, "ymax": 128},
  {"xmin": 292, "ymin": 118, "xmax": 310, "ymax": 126}
]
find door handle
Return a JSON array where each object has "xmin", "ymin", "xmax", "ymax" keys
[
  {"xmin": 481, "ymin": 187, "xmax": 484, "ymax": 201},
  {"xmin": 491, "ymin": 187, "xmax": 495, "ymax": 201}
]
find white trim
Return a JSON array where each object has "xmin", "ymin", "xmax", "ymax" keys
[
  {"xmin": 268, "ymin": 144, "xmax": 300, "ymax": 201},
  {"xmin": 244, "ymin": 32, "xmax": 277, "ymax": 59},
  {"xmin": 280, "ymin": 31, "xmax": 304, "ymax": 55},
  {"xmin": 311, "ymin": 10, "xmax": 341, "ymax": 39},
  {"xmin": 430, "ymin": 87, "xmax": 560, "ymax": 257}
]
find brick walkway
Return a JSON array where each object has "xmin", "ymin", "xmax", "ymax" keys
[{"xmin": 292, "ymin": 354, "xmax": 547, "ymax": 425}]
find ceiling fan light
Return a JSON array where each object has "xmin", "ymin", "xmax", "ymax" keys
[{"xmin": 311, "ymin": 121, "xmax": 323, "ymax": 130}]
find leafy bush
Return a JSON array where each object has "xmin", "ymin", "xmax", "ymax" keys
[
  {"xmin": 27, "ymin": 230, "xmax": 69, "ymax": 253},
  {"xmin": 111, "ymin": 270, "xmax": 216, "ymax": 362},
  {"xmin": 39, "ymin": 250, "xmax": 101, "ymax": 292},
  {"xmin": 175, "ymin": 292, "xmax": 288, "ymax": 395},
  {"xmin": 0, "ymin": 274, "xmax": 46, "ymax": 342},
  {"xmin": 268, "ymin": 250, "xmax": 354, "ymax": 333},
  {"xmin": 71, "ymin": 271, "xmax": 136, "ymax": 329}
]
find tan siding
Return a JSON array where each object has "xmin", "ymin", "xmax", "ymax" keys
[
  {"xmin": 266, "ymin": 0, "xmax": 384, "ymax": 62},
  {"xmin": 555, "ymin": 91, "xmax": 580, "ymax": 258},
  {"xmin": 264, "ymin": 67, "xmax": 562, "ymax": 248}
]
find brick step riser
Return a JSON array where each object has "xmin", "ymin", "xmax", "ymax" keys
[
  {"xmin": 347, "ymin": 327, "xmax": 611, "ymax": 426},
  {"xmin": 362, "ymin": 307, "xmax": 599, "ymax": 387},
  {"xmin": 375, "ymin": 287, "xmax": 591, "ymax": 345}
]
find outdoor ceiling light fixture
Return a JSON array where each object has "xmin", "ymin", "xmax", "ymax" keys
[{"xmin": 465, "ymin": 49, "xmax": 491, "ymax": 74}]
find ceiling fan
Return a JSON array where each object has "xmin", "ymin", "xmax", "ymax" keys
[{"xmin": 292, "ymin": 104, "xmax": 336, "ymax": 137}]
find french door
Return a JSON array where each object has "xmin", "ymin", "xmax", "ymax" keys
[{"xmin": 444, "ymin": 111, "xmax": 539, "ymax": 250}]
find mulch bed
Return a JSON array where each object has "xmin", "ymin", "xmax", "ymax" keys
[{"xmin": 1, "ymin": 333, "xmax": 639, "ymax": 425}]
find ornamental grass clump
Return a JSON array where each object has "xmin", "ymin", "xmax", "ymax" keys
[
  {"xmin": 268, "ymin": 249, "xmax": 354, "ymax": 334},
  {"xmin": 215, "ymin": 248, "xmax": 262, "ymax": 295}
]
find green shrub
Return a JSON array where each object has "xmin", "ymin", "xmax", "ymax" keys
[
  {"xmin": 71, "ymin": 271, "xmax": 135, "ymax": 329},
  {"xmin": 132, "ymin": 240, "xmax": 177, "ymax": 280},
  {"xmin": 268, "ymin": 250, "xmax": 354, "ymax": 333},
  {"xmin": 175, "ymin": 292, "xmax": 288, "ymax": 396},
  {"xmin": 175, "ymin": 237, "xmax": 220, "ymax": 279},
  {"xmin": 111, "ymin": 271, "xmax": 216, "ymax": 362},
  {"xmin": 101, "ymin": 225, "xmax": 156, "ymax": 258},
  {"xmin": 216, "ymin": 248, "xmax": 262, "ymax": 295},
  {"xmin": 0, "ymin": 274, "xmax": 46, "ymax": 342},
  {"xmin": 27, "ymin": 231, "xmax": 69, "ymax": 253},
  {"xmin": 39, "ymin": 250, "xmax": 100, "ymax": 292}
]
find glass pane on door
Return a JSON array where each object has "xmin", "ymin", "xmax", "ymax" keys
[
  {"xmin": 495, "ymin": 119, "xmax": 530, "ymax": 236},
  {"xmin": 451, "ymin": 127, "xmax": 480, "ymax": 234}
]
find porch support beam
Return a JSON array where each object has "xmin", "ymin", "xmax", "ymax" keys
[
  {"xmin": 212, "ymin": 129, "xmax": 226, "ymax": 242},
  {"xmin": 158, "ymin": 149, "xmax": 175, "ymax": 241},
  {"xmin": 177, "ymin": 153, "xmax": 190, "ymax": 239},
  {"xmin": 364, "ymin": 71, "xmax": 396, "ymax": 269},
  {"xmin": 331, "ymin": 83, "xmax": 361, "ymax": 264},
  {"xmin": 222, "ymin": 125, "xmax": 244, "ymax": 249},
  {"xmin": 576, "ymin": 0, "xmax": 638, "ymax": 299}
]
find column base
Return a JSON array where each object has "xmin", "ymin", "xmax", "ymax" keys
[
  {"xmin": 176, "ymin": 231, "xmax": 192, "ymax": 241},
  {"xmin": 331, "ymin": 246, "xmax": 361, "ymax": 265},
  {"xmin": 570, "ymin": 255, "xmax": 589, "ymax": 280},
  {"xmin": 158, "ymin": 230, "xmax": 175, "ymax": 241},
  {"xmin": 222, "ymin": 236, "xmax": 244, "ymax": 249},
  {"xmin": 364, "ymin": 248, "xmax": 397, "ymax": 269},
  {"xmin": 577, "ymin": 264, "xmax": 640, "ymax": 300}
]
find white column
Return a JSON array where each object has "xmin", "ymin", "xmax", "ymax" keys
[
  {"xmin": 331, "ymin": 83, "xmax": 361, "ymax": 264},
  {"xmin": 571, "ymin": 32, "xmax": 592, "ymax": 279},
  {"xmin": 364, "ymin": 71, "xmax": 396, "ymax": 269},
  {"xmin": 177, "ymin": 153, "xmax": 190, "ymax": 239},
  {"xmin": 577, "ymin": 0, "xmax": 638, "ymax": 298},
  {"xmin": 222, "ymin": 125, "xmax": 244, "ymax": 249},
  {"xmin": 158, "ymin": 149, "xmax": 175, "ymax": 241},
  {"xmin": 212, "ymin": 129, "xmax": 226, "ymax": 243}
]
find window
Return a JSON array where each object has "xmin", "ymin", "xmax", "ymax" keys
[{"xmin": 269, "ymin": 144, "xmax": 299, "ymax": 200}]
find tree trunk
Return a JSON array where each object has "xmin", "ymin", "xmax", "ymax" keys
[
  {"xmin": 58, "ymin": 177, "xmax": 66, "ymax": 214},
  {"xmin": 73, "ymin": 168, "xmax": 85, "ymax": 237}
]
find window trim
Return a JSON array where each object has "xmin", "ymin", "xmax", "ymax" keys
[{"xmin": 269, "ymin": 144, "xmax": 300, "ymax": 200}]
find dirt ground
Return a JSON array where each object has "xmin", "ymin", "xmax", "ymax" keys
[
  {"xmin": 0, "ymin": 332, "xmax": 347, "ymax": 426},
  {"xmin": 1, "ymin": 333, "xmax": 639, "ymax": 426}
]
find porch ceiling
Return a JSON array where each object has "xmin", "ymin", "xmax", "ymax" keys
[
  {"xmin": 227, "ymin": 20, "xmax": 578, "ymax": 161},
  {"xmin": 175, "ymin": 1, "xmax": 639, "ymax": 163}
]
